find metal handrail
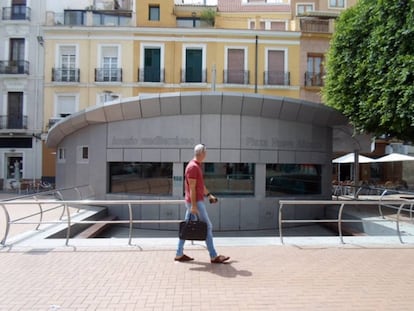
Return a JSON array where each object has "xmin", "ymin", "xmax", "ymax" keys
[
  {"xmin": 1, "ymin": 198, "xmax": 185, "ymax": 247},
  {"xmin": 0, "ymin": 185, "xmax": 93, "ymax": 246},
  {"xmin": 279, "ymin": 199, "xmax": 414, "ymax": 245}
]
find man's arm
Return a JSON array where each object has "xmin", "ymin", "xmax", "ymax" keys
[{"xmin": 188, "ymin": 178, "xmax": 198, "ymax": 214}]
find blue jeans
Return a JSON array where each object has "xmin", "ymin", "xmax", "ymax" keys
[{"xmin": 176, "ymin": 201, "xmax": 218, "ymax": 259}]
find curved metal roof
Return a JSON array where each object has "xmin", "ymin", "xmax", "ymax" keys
[{"xmin": 46, "ymin": 92, "xmax": 348, "ymax": 148}]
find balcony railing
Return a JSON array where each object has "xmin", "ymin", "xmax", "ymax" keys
[
  {"xmin": 62, "ymin": 10, "xmax": 87, "ymax": 26},
  {"xmin": 95, "ymin": 68, "xmax": 122, "ymax": 82},
  {"xmin": 46, "ymin": 10, "xmax": 132, "ymax": 26},
  {"xmin": 0, "ymin": 115, "xmax": 28, "ymax": 130},
  {"xmin": 92, "ymin": 11, "xmax": 132, "ymax": 26},
  {"xmin": 52, "ymin": 68, "xmax": 80, "ymax": 82},
  {"xmin": 0, "ymin": 60, "xmax": 29, "ymax": 75},
  {"xmin": 304, "ymin": 71, "xmax": 324, "ymax": 87},
  {"xmin": 2, "ymin": 6, "xmax": 31, "ymax": 21},
  {"xmin": 264, "ymin": 71, "xmax": 290, "ymax": 86},
  {"xmin": 300, "ymin": 19, "xmax": 330, "ymax": 33},
  {"xmin": 138, "ymin": 68, "xmax": 165, "ymax": 83},
  {"xmin": 180, "ymin": 69, "xmax": 207, "ymax": 83},
  {"xmin": 223, "ymin": 70, "xmax": 249, "ymax": 84}
]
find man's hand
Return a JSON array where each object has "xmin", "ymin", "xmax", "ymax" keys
[
  {"xmin": 208, "ymin": 194, "xmax": 218, "ymax": 204},
  {"xmin": 190, "ymin": 205, "xmax": 199, "ymax": 215}
]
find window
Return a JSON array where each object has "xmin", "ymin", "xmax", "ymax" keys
[
  {"xmin": 7, "ymin": 92, "xmax": 24, "ymax": 129},
  {"xmin": 149, "ymin": 5, "xmax": 160, "ymax": 21},
  {"xmin": 97, "ymin": 46, "xmax": 121, "ymax": 82},
  {"xmin": 248, "ymin": 20, "xmax": 255, "ymax": 29},
  {"xmin": 329, "ymin": 0, "xmax": 345, "ymax": 8},
  {"xmin": 176, "ymin": 18, "xmax": 200, "ymax": 28},
  {"xmin": 54, "ymin": 45, "xmax": 78, "ymax": 82},
  {"xmin": 57, "ymin": 147, "xmax": 66, "ymax": 163},
  {"xmin": 297, "ymin": 4, "xmax": 314, "ymax": 15},
  {"xmin": 64, "ymin": 10, "xmax": 86, "ymax": 25},
  {"xmin": 305, "ymin": 54, "xmax": 324, "ymax": 86},
  {"xmin": 183, "ymin": 46, "xmax": 205, "ymax": 83},
  {"xmin": 225, "ymin": 48, "xmax": 247, "ymax": 84},
  {"xmin": 56, "ymin": 95, "xmax": 77, "ymax": 118},
  {"xmin": 259, "ymin": 20, "xmax": 286, "ymax": 31},
  {"xmin": 11, "ymin": 0, "xmax": 28, "ymax": 20},
  {"xmin": 142, "ymin": 47, "xmax": 162, "ymax": 82},
  {"xmin": 93, "ymin": 11, "xmax": 131, "ymax": 26},
  {"xmin": 77, "ymin": 146, "xmax": 89, "ymax": 164},
  {"xmin": 109, "ymin": 162, "xmax": 173, "ymax": 195},
  {"xmin": 265, "ymin": 49, "xmax": 289, "ymax": 85},
  {"xmin": 9, "ymin": 38, "xmax": 25, "ymax": 62},
  {"xmin": 266, "ymin": 164, "xmax": 321, "ymax": 196},
  {"xmin": 191, "ymin": 163, "xmax": 255, "ymax": 196}
]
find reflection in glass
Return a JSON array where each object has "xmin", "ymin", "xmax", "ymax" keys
[
  {"xmin": 266, "ymin": 164, "xmax": 321, "ymax": 196},
  {"xmin": 109, "ymin": 162, "xmax": 172, "ymax": 195}
]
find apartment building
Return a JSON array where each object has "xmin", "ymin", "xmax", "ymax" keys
[
  {"xmin": 42, "ymin": 0, "xmax": 308, "ymax": 180},
  {"xmin": 0, "ymin": 0, "xmax": 45, "ymax": 190}
]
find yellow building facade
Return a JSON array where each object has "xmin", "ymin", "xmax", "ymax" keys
[{"xmin": 42, "ymin": 0, "xmax": 355, "ymax": 182}]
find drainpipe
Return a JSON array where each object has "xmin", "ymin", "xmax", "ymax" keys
[{"xmin": 255, "ymin": 35, "xmax": 258, "ymax": 93}]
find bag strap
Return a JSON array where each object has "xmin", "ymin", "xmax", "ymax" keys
[{"xmin": 187, "ymin": 213, "xmax": 199, "ymax": 221}]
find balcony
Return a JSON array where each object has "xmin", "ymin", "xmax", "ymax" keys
[
  {"xmin": 0, "ymin": 60, "xmax": 29, "ymax": 75},
  {"xmin": 264, "ymin": 71, "xmax": 290, "ymax": 86},
  {"xmin": 46, "ymin": 9, "xmax": 132, "ymax": 26},
  {"xmin": 0, "ymin": 115, "xmax": 28, "ymax": 130},
  {"xmin": 2, "ymin": 6, "xmax": 31, "ymax": 21},
  {"xmin": 180, "ymin": 69, "xmax": 207, "ymax": 83},
  {"xmin": 52, "ymin": 68, "xmax": 80, "ymax": 82},
  {"xmin": 95, "ymin": 68, "xmax": 122, "ymax": 82},
  {"xmin": 92, "ymin": 10, "xmax": 132, "ymax": 26},
  {"xmin": 304, "ymin": 71, "xmax": 324, "ymax": 87},
  {"xmin": 300, "ymin": 19, "xmax": 330, "ymax": 33},
  {"xmin": 138, "ymin": 68, "xmax": 165, "ymax": 83},
  {"xmin": 223, "ymin": 70, "xmax": 249, "ymax": 84}
]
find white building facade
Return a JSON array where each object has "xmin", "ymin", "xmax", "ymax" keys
[{"xmin": 0, "ymin": 0, "xmax": 45, "ymax": 190}]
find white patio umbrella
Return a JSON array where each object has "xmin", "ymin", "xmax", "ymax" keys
[
  {"xmin": 332, "ymin": 153, "xmax": 374, "ymax": 184},
  {"xmin": 374, "ymin": 153, "xmax": 414, "ymax": 186},
  {"xmin": 374, "ymin": 153, "xmax": 414, "ymax": 162},
  {"xmin": 332, "ymin": 153, "xmax": 375, "ymax": 164}
]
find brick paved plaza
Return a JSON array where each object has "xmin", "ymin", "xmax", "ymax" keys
[{"xmin": 1, "ymin": 241, "xmax": 414, "ymax": 310}]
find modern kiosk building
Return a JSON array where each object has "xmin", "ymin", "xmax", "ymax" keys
[{"xmin": 46, "ymin": 92, "xmax": 349, "ymax": 231}]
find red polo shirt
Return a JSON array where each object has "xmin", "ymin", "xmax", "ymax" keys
[{"xmin": 184, "ymin": 159, "xmax": 205, "ymax": 203}]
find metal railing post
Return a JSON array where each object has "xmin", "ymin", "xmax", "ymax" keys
[
  {"xmin": 0, "ymin": 203, "xmax": 10, "ymax": 246},
  {"xmin": 279, "ymin": 202, "xmax": 284, "ymax": 244},
  {"xmin": 33, "ymin": 195, "xmax": 44, "ymax": 231},
  {"xmin": 128, "ymin": 203, "xmax": 133, "ymax": 246},
  {"xmin": 396, "ymin": 203, "xmax": 405, "ymax": 244},
  {"xmin": 378, "ymin": 189, "xmax": 388, "ymax": 218},
  {"xmin": 65, "ymin": 203, "xmax": 71, "ymax": 246},
  {"xmin": 337, "ymin": 203, "xmax": 346, "ymax": 244}
]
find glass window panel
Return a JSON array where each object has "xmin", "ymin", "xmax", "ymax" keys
[
  {"xmin": 109, "ymin": 162, "xmax": 173, "ymax": 195},
  {"xmin": 185, "ymin": 162, "xmax": 255, "ymax": 196},
  {"xmin": 266, "ymin": 164, "xmax": 321, "ymax": 196},
  {"xmin": 149, "ymin": 6, "xmax": 160, "ymax": 21}
]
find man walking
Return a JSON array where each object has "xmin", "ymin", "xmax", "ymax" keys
[{"xmin": 175, "ymin": 144, "xmax": 230, "ymax": 264}]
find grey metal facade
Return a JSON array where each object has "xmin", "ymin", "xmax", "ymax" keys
[{"xmin": 47, "ymin": 92, "xmax": 348, "ymax": 231}]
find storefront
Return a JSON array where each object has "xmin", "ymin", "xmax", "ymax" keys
[{"xmin": 46, "ymin": 92, "xmax": 349, "ymax": 230}]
